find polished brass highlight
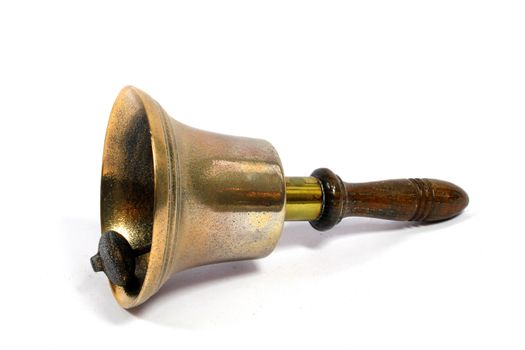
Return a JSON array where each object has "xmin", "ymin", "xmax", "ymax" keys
[
  {"xmin": 284, "ymin": 177, "xmax": 323, "ymax": 221},
  {"xmin": 91, "ymin": 86, "xmax": 469, "ymax": 309}
]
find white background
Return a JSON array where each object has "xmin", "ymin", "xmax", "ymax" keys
[{"xmin": 1, "ymin": 1, "xmax": 524, "ymax": 349}]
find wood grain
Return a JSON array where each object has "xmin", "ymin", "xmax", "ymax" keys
[{"xmin": 309, "ymin": 168, "xmax": 469, "ymax": 231}]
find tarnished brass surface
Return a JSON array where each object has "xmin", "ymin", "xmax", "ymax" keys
[
  {"xmin": 284, "ymin": 177, "xmax": 323, "ymax": 221},
  {"xmin": 101, "ymin": 87, "xmax": 285, "ymax": 308},
  {"xmin": 94, "ymin": 86, "xmax": 469, "ymax": 309}
]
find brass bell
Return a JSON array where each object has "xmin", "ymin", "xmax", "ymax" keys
[{"xmin": 91, "ymin": 86, "xmax": 469, "ymax": 308}]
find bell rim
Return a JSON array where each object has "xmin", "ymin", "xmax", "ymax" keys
[{"xmin": 101, "ymin": 86, "xmax": 175, "ymax": 309}]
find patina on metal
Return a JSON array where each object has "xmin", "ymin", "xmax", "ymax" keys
[{"xmin": 91, "ymin": 86, "xmax": 469, "ymax": 309}]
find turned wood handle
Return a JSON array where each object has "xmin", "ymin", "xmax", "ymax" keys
[{"xmin": 310, "ymin": 168, "xmax": 469, "ymax": 231}]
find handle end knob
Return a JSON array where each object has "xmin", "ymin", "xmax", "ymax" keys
[{"xmin": 409, "ymin": 178, "xmax": 469, "ymax": 222}]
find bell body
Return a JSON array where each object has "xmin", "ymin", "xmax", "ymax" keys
[{"xmin": 101, "ymin": 87, "xmax": 285, "ymax": 308}]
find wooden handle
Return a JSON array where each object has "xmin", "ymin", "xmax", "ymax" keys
[{"xmin": 309, "ymin": 168, "xmax": 469, "ymax": 231}]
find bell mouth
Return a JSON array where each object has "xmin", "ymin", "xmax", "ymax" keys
[{"xmin": 101, "ymin": 86, "xmax": 175, "ymax": 308}]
